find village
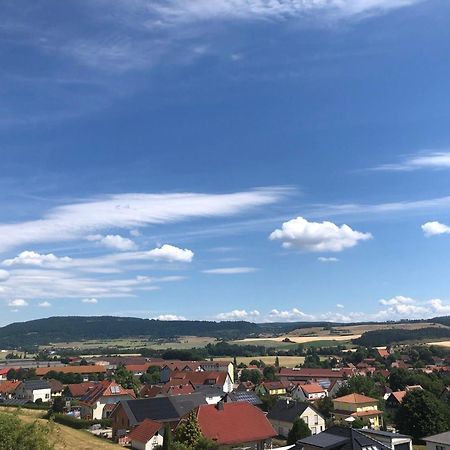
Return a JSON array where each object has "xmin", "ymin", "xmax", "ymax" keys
[{"xmin": 0, "ymin": 344, "xmax": 449, "ymax": 449}]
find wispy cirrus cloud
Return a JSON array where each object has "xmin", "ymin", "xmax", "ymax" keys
[
  {"xmin": 203, "ymin": 267, "xmax": 258, "ymax": 275},
  {"xmin": 371, "ymin": 151, "xmax": 450, "ymax": 171},
  {"xmin": 0, "ymin": 188, "xmax": 285, "ymax": 253}
]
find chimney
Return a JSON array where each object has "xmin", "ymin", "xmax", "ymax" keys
[{"xmin": 216, "ymin": 401, "xmax": 224, "ymax": 411}]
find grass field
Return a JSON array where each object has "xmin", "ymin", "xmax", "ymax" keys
[
  {"xmin": 234, "ymin": 335, "xmax": 358, "ymax": 345},
  {"xmin": 0, "ymin": 407, "xmax": 120, "ymax": 449},
  {"xmin": 427, "ymin": 340, "xmax": 450, "ymax": 347}
]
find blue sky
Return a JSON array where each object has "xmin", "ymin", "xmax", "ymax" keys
[{"xmin": 1, "ymin": 0, "xmax": 450, "ymax": 325}]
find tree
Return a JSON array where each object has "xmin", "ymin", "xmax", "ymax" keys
[
  {"xmin": 175, "ymin": 412, "xmax": 203, "ymax": 447},
  {"xmin": 315, "ymin": 397, "xmax": 334, "ymax": 419},
  {"xmin": 287, "ymin": 418, "xmax": 311, "ymax": 444},
  {"xmin": 263, "ymin": 366, "xmax": 277, "ymax": 381},
  {"xmin": 162, "ymin": 423, "xmax": 173, "ymax": 450},
  {"xmin": 0, "ymin": 413, "xmax": 55, "ymax": 450},
  {"xmin": 52, "ymin": 396, "xmax": 65, "ymax": 414},
  {"xmin": 275, "ymin": 356, "xmax": 280, "ymax": 367},
  {"xmin": 395, "ymin": 390, "xmax": 450, "ymax": 441},
  {"xmin": 113, "ymin": 365, "xmax": 139, "ymax": 394}
]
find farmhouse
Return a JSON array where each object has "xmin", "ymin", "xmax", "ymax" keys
[{"xmin": 15, "ymin": 379, "xmax": 51, "ymax": 403}]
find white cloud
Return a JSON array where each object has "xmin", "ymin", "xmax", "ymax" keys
[
  {"xmin": 216, "ymin": 309, "xmax": 260, "ymax": 320},
  {"xmin": 38, "ymin": 301, "xmax": 51, "ymax": 308},
  {"xmin": 270, "ymin": 217, "xmax": 372, "ymax": 252},
  {"xmin": 146, "ymin": 244, "xmax": 194, "ymax": 262},
  {"xmin": 8, "ymin": 298, "xmax": 28, "ymax": 307},
  {"xmin": 81, "ymin": 298, "xmax": 98, "ymax": 304},
  {"xmin": 268, "ymin": 308, "xmax": 314, "ymax": 321},
  {"xmin": 0, "ymin": 189, "xmax": 285, "ymax": 252},
  {"xmin": 87, "ymin": 234, "xmax": 137, "ymax": 251},
  {"xmin": 318, "ymin": 257, "xmax": 339, "ymax": 263},
  {"xmin": 0, "ymin": 269, "xmax": 10, "ymax": 282},
  {"xmin": 203, "ymin": 267, "xmax": 258, "ymax": 274},
  {"xmin": 130, "ymin": 229, "xmax": 141, "ymax": 237},
  {"xmin": 152, "ymin": 314, "xmax": 186, "ymax": 321},
  {"xmin": 421, "ymin": 221, "xmax": 450, "ymax": 237},
  {"xmin": 336, "ymin": 303, "xmax": 344, "ymax": 308},
  {"xmin": 428, "ymin": 298, "xmax": 450, "ymax": 315},
  {"xmin": 373, "ymin": 151, "xmax": 450, "ymax": 171},
  {"xmin": 376, "ymin": 295, "xmax": 450, "ymax": 319},
  {"xmin": 3, "ymin": 251, "xmax": 72, "ymax": 267}
]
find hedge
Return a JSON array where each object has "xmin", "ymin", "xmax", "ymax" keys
[
  {"xmin": 47, "ymin": 413, "xmax": 111, "ymax": 429},
  {"xmin": 0, "ymin": 402, "xmax": 50, "ymax": 411}
]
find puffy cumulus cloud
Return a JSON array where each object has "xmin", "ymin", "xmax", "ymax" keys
[
  {"xmin": 0, "ymin": 189, "xmax": 285, "ymax": 252},
  {"xmin": 428, "ymin": 298, "xmax": 450, "ymax": 314},
  {"xmin": 81, "ymin": 298, "xmax": 98, "ymax": 304},
  {"xmin": 216, "ymin": 309, "xmax": 260, "ymax": 320},
  {"xmin": 87, "ymin": 234, "xmax": 137, "ymax": 251},
  {"xmin": 269, "ymin": 217, "xmax": 372, "ymax": 252},
  {"xmin": 422, "ymin": 221, "xmax": 450, "ymax": 237},
  {"xmin": 0, "ymin": 269, "xmax": 10, "ymax": 282},
  {"xmin": 268, "ymin": 308, "xmax": 314, "ymax": 322},
  {"xmin": 318, "ymin": 257, "xmax": 339, "ymax": 263},
  {"xmin": 3, "ymin": 251, "xmax": 72, "ymax": 267},
  {"xmin": 152, "ymin": 314, "xmax": 186, "ymax": 321},
  {"xmin": 203, "ymin": 267, "xmax": 257, "ymax": 275},
  {"xmin": 379, "ymin": 295, "xmax": 415, "ymax": 306},
  {"xmin": 38, "ymin": 301, "xmax": 51, "ymax": 308},
  {"xmin": 146, "ymin": 244, "xmax": 194, "ymax": 262},
  {"xmin": 8, "ymin": 298, "xmax": 28, "ymax": 307}
]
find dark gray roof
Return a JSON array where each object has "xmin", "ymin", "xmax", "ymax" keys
[
  {"xmin": 359, "ymin": 429, "xmax": 411, "ymax": 439},
  {"xmin": 267, "ymin": 399, "xmax": 318, "ymax": 423},
  {"xmin": 226, "ymin": 391, "xmax": 263, "ymax": 406},
  {"xmin": 296, "ymin": 427, "xmax": 392, "ymax": 450},
  {"xmin": 194, "ymin": 385, "xmax": 224, "ymax": 397},
  {"xmin": 118, "ymin": 393, "xmax": 206, "ymax": 427},
  {"xmin": 21, "ymin": 380, "xmax": 51, "ymax": 390},
  {"xmin": 423, "ymin": 431, "xmax": 450, "ymax": 445}
]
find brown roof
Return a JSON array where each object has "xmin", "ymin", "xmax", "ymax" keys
[
  {"xmin": 390, "ymin": 391, "xmax": 406, "ymax": 403},
  {"xmin": 278, "ymin": 368, "xmax": 345, "ymax": 379},
  {"xmin": 47, "ymin": 379, "xmax": 64, "ymax": 393},
  {"xmin": 351, "ymin": 409, "xmax": 383, "ymax": 417},
  {"xmin": 66, "ymin": 382, "xmax": 98, "ymax": 398},
  {"xmin": 79, "ymin": 381, "xmax": 135, "ymax": 406},
  {"xmin": 197, "ymin": 402, "xmax": 276, "ymax": 445},
  {"xmin": 301, "ymin": 383, "xmax": 325, "ymax": 394},
  {"xmin": 171, "ymin": 371, "xmax": 228, "ymax": 386},
  {"xmin": 334, "ymin": 393, "xmax": 378, "ymax": 404},
  {"xmin": 36, "ymin": 365, "xmax": 106, "ymax": 376},
  {"xmin": 128, "ymin": 418, "xmax": 163, "ymax": 444},
  {"xmin": 126, "ymin": 364, "xmax": 152, "ymax": 373}
]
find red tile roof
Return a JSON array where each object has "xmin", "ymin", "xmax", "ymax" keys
[
  {"xmin": 0, "ymin": 368, "xmax": 12, "ymax": 376},
  {"xmin": 79, "ymin": 381, "xmax": 135, "ymax": 406},
  {"xmin": 66, "ymin": 382, "xmax": 98, "ymax": 398},
  {"xmin": 334, "ymin": 393, "xmax": 378, "ymax": 404},
  {"xmin": 171, "ymin": 371, "xmax": 228, "ymax": 386},
  {"xmin": 128, "ymin": 418, "xmax": 163, "ymax": 444},
  {"xmin": 0, "ymin": 380, "xmax": 21, "ymax": 394},
  {"xmin": 278, "ymin": 368, "xmax": 346, "ymax": 379},
  {"xmin": 126, "ymin": 363, "xmax": 151, "ymax": 373},
  {"xmin": 166, "ymin": 384, "xmax": 195, "ymax": 396},
  {"xmin": 377, "ymin": 348, "xmax": 390, "ymax": 358},
  {"xmin": 197, "ymin": 402, "xmax": 276, "ymax": 445},
  {"xmin": 301, "ymin": 383, "xmax": 325, "ymax": 394},
  {"xmin": 390, "ymin": 391, "xmax": 406, "ymax": 403}
]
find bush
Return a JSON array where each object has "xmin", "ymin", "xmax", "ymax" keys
[{"xmin": 46, "ymin": 413, "xmax": 111, "ymax": 430}]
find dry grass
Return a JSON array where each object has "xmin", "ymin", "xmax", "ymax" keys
[
  {"xmin": 236, "ymin": 335, "xmax": 360, "ymax": 344},
  {"xmin": 427, "ymin": 340, "xmax": 450, "ymax": 347},
  {"xmin": 0, "ymin": 408, "xmax": 121, "ymax": 450},
  {"xmin": 214, "ymin": 356, "xmax": 307, "ymax": 367}
]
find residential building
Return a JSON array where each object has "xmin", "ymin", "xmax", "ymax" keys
[
  {"xmin": 359, "ymin": 429, "xmax": 412, "ymax": 450},
  {"xmin": 111, "ymin": 393, "xmax": 206, "ymax": 441},
  {"xmin": 333, "ymin": 393, "xmax": 383, "ymax": 429},
  {"xmin": 295, "ymin": 426, "xmax": 392, "ymax": 450},
  {"xmin": 196, "ymin": 401, "xmax": 276, "ymax": 450},
  {"xmin": 169, "ymin": 370, "xmax": 233, "ymax": 393},
  {"xmin": 15, "ymin": 380, "xmax": 51, "ymax": 403},
  {"xmin": 224, "ymin": 390, "xmax": 263, "ymax": 407},
  {"xmin": 0, "ymin": 380, "xmax": 21, "ymax": 399},
  {"xmin": 424, "ymin": 431, "xmax": 450, "ymax": 450},
  {"xmin": 255, "ymin": 380, "xmax": 290, "ymax": 396},
  {"xmin": 292, "ymin": 383, "xmax": 328, "ymax": 402},
  {"xmin": 78, "ymin": 380, "xmax": 136, "ymax": 420},
  {"xmin": 0, "ymin": 368, "xmax": 10, "ymax": 381},
  {"xmin": 200, "ymin": 361, "xmax": 235, "ymax": 383},
  {"xmin": 267, "ymin": 398, "xmax": 326, "ymax": 437},
  {"xmin": 64, "ymin": 381, "xmax": 98, "ymax": 400},
  {"xmin": 48, "ymin": 378, "xmax": 64, "ymax": 397},
  {"xmin": 127, "ymin": 419, "xmax": 164, "ymax": 450},
  {"xmin": 35, "ymin": 365, "xmax": 107, "ymax": 381},
  {"xmin": 278, "ymin": 368, "xmax": 348, "ymax": 384}
]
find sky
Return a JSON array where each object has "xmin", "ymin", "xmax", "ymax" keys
[{"xmin": 1, "ymin": 0, "xmax": 450, "ymax": 326}]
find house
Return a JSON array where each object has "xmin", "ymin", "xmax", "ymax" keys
[
  {"xmin": 48, "ymin": 379, "xmax": 64, "ymax": 397},
  {"xmin": 15, "ymin": 380, "xmax": 51, "ymax": 403},
  {"xmin": 278, "ymin": 368, "xmax": 347, "ymax": 384},
  {"xmin": 196, "ymin": 401, "xmax": 276, "ymax": 450},
  {"xmin": 386, "ymin": 386, "xmax": 423, "ymax": 409},
  {"xmin": 111, "ymin": 393, "xmax": 207, "ymax": 441},
  {"xmin": 169, "ymin": 371, "xmax": 233, "ymax": 393},
  {"xmin": 35, "ymin": 365, "xmax": 107, "ymax": 381},
  {"xmin": 359, "ymin": 429, "xmax": 412, "ymax": 450},
  {"xmin": 126, "ymin": 364, "xmax": 152, "ymax": 377},
  {"xmin": 127, "ymin": 418, "xmax": 164, "ymax": 450},
  {"xmin": 0, "ymin": 380, "xmax": 21, "ymax": 399},
  {"xmin": 224, "ymin": 390, "xmax": 263, "ymax": 407},
  {"xmin": 294, "ymin": 426, "xmax": 392, "ymax": 450},
  {"xmin": 377, "ymin": 348, "xmax": 391, "ymax": 359},
  {"xmin": 267, "ymin": 398, "xmax": 326, "ymax": 437},
  {"xmin": 424, "ymin": 431, "xmax": 450, "ymax": 450},
  {"xmin": 160, "ymin": 361, "xmax": 203, "ymax": 383},
  {"xmin": 200, "ymin": 361, "xmax": 235, "ymax": 383},
  {"xmin": 333, "ymin": 393, "xmax": 383, "ymax": 429},
  {"xmin": 293, "ymin": 383, "xmax": 328, "ymax": 402},
  {"xmin": 78, "ymin": 380, "xmax": 136, "ymax": 420},
  {"xmin": 256, "ymin": 380, "xmax": 290, "ymax": 396},
  {"xmin": 0, "ymin": 368, "xmax": 11, "ymax": 381},
  {"xmin": 64, "ymin": 381, "xmax": 98, "ymax": 400}
]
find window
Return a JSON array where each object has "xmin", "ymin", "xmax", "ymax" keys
[
  {"xmin": 304, "ymin": 416, "xmax": 309, "ymax": 425},
  {"xmin": 314, "ymin": 415, "xmax": 319, "ymax": 425},
  {"xmin": 436, "ymin": 446, "xmax": 445, "ymax": 450},
  {"xmin": 312, "ymin": 427, "xmax": 317, "ymax": 435}
]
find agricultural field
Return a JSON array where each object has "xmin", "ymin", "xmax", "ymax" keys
[
  {"xmin": 41, "ymin": 335, "xmax": 218, "ymax": 351},
  {"xmin": 234, "ymin": 335, "xmax": 358, "ymax": 346},
  {"xmin": 427, "ymin": 340, "xmax": 450, "ymax": 347},
  {"xmin": 0, "ymin": 407, "xmax": 120, "ymax": 450}
]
